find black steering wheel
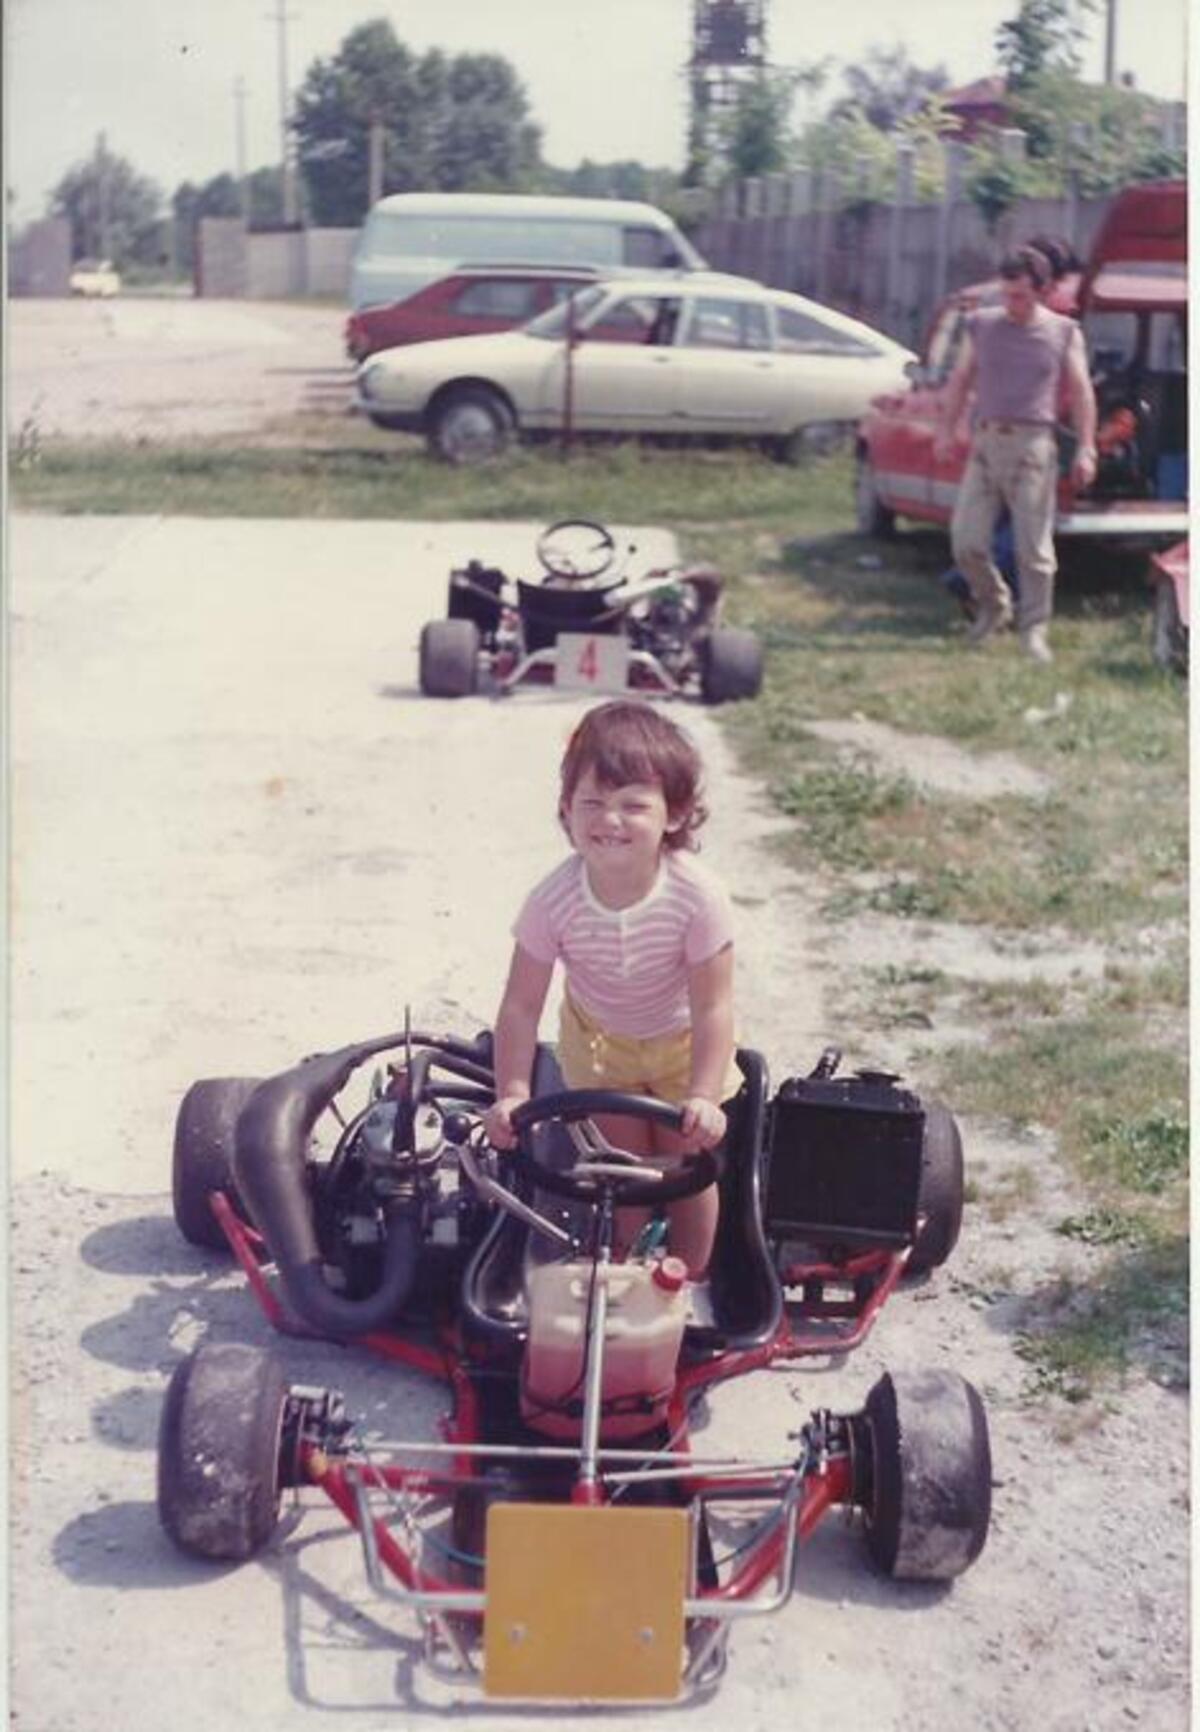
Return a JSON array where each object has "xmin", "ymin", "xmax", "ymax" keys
[
  {"xmin": 535, "ymin": 519, "xmax": 618, "ymax": 585},
  {"xmin": 509, "ymin": 1089, "xmax": 722, "ymax": 1206}
]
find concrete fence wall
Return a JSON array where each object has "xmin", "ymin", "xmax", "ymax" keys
[
  {"xmin": 693, "ymin": 181, "xmax": 1120, "ymax": 348},
  {"xmin": 9, "ymin": 219, "xmax": 72, "ymax": 296},
  {"xmin": 195, "ymin": 220, "xmax": 356, "ymax": 298}
]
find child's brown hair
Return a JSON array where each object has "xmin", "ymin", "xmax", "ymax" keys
[{"xmin": 559, "ymin": 701, "xmax": 707, "ymax": 851}]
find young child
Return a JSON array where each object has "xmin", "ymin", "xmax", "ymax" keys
[{"xmin": 483, "ymin": 700, "xmax": 739, "ymax": 1279}]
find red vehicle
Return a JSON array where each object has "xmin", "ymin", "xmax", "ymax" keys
[
  {"xmin": 346, "ymin": 266, "xmax": 602, "ymax": 361},
  {"xmin": 855, "ymin": 181, "xmax": 1189, "ymax": 548},
  {"xmin": 158, "ymin": 1027, "xmax": 989, "ymax": 1704}
]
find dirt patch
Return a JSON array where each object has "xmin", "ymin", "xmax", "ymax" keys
[{"xmin": 805, "ymin": 716, "xmax": 1052, "ymax": 801}]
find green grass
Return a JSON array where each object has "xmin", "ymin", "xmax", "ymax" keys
[
  {"xmin": 10, "ymin": 431, "xmax": 1188, "ymax": 1403},
  {"xmin": 9, "ymin": 426, "xmax": 844, "ymax": 528}
]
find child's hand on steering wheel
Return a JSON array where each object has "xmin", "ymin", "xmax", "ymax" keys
[
  {"xmin": 680, "ymin": 1096, "xmax": 726, "ymax": 1150},
  {"xmin": 483, "ymin": 1095, "xmax": 527, "ymax": 1150}
]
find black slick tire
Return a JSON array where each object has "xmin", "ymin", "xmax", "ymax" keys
[
  {"xmin": 700, "ymin": 628, "xmax": 764, "ymax": 704},
  {"xmin": 172, "ymin": 1077, "xmax": 262, "ymax": 1251},
  {"xmin": 419, "ymin": 618, "xmax": 480, "ymax": 697},
  {"xmin": 861, "ymin": 1367, "xmax": 991, "ymax": 1581},
  {"xmin": 158, "ymin": 1343, "xmax": 289, "ymax": 1561},
  {"xmin": 906, "ymin": 1100, "xmax": 965, "ymax": 1275}
]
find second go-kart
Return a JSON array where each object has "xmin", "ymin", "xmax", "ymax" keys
[
  {"xmin": 161, "ymin": 1025, "xmax": 989, "ymax": 1705},
  {"xmin": 418, "ymin": 517, "xmax": 764, "ymax": 703}
]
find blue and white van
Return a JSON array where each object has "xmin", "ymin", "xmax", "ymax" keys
[{"xmin": 350, "ymin": 192, "xmax": 706, "ymax": 311}]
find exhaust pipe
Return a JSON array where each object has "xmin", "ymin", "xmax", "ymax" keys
[{"xmin": 233, "ymin": 1039, "xmax": 424, "ymax": 1339}]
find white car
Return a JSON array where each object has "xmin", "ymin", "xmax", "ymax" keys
[
  {"xmin": 355, "ymin": 274, "xmax": 915, "ymax": 463},
  {"xmin": 69, "ymin": 258, "xmax": 121, "ymax": 298}
]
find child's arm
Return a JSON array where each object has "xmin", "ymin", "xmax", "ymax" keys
[
  {"xmin": 682, "ymin": 942, "xmax": 735, "ymax": 1149},
  {"xmin": 483, "ymin": 943, "xmax": 555, "ymax": 1149}
]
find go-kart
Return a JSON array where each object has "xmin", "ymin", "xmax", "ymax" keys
[
  {"xmin": 418, "ymin": 517, "xmax": 764, "ymax": 703},
  {"xmin": 160, "ymin": 1026, "xmax": 990, "ymax": 1705}
]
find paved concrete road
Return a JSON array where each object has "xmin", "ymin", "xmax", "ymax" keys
[{"xmin": 8, "ymin": 298, "xmax": 351, "ymax": 439}]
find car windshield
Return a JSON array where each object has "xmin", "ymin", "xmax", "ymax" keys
[{"xmin": 524, "ymin": 284, "xmax": 610, "ymax": 339}]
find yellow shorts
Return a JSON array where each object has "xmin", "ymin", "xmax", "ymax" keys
[{"xmin": 557, "ymin": 991, "xmax": 741, "ymax": 1106}]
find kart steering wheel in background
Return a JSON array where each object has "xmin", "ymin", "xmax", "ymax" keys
[
  {"xmin": 535, "ymin": 518, "xmax": 618, "ymax": 585},
  {"xmin": 509, "ymin": 1089, "xmax": 722, "ymax": 1206}
]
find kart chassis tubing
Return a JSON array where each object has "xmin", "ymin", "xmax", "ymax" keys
[{"xmin": 209, "ymin": 1174, "xmax": 896, "ymax": 1696}]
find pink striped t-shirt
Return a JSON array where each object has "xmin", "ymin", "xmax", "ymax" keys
[{"xmin": 513, "ymin": 852, "xmax": 734, "ymax": 1038}]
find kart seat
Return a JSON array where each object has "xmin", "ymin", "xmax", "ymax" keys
[
  {"xmin": 460, "ymin": 1046, "xmax": 782, "ymax": 1362},
  {"xmin": 516, "ymin": 579, "xmax": 625, "ymax": 654}
]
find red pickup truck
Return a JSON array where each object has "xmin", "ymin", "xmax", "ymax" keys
[{"xmin": 855, "ymin": 181, "xmax": 1188, "ymax": 548}]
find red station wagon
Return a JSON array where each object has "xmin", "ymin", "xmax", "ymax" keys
[
  {"xmin": 345, "ymin": 266, "xmax": 602, "ymax": 361},
  {"xmin": 855, "ymin": 181, "xmax": 1189, "ymax": 548}
]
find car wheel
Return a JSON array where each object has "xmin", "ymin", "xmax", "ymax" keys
[
  {"xmin": 158, "ymin": 1343, "xmax": 289, "ymax": 1561},
  {"xmin": 906, "ymin": 1100, "xmax": 965, "ymax": 1276},
  {"xmin": 858, "ymin": 1368, "xmax": 991, "ymax": 1581},
  {"xmin": 700, "ymin": 628, "xmax": 764, "ymax": 704},
  {"xmin": 855, "ymin": 455, "xmax": 896, "ymax": 539},
  {"xmin": 1151, "ymin": 580, "xmax": 1187, "ymax": 674},
  {"xmin": 419, "ymin": 618, "xmax": 481, "ymax": 697},
  {"xmin": 427, "ymin": 388, "xmax": 513, "ymax": 465},
  {"xmin": 172, "ymin": 1077, "xmax": 262, "ymax": 1250}
]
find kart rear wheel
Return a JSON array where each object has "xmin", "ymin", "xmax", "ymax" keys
[
  {"xmin": 859, "ymin": 1368, "xmax": 991, "ymax": 1581},
  {"xmin": 700, "ymin": 628, "xmax": 763, "ymax": 704},
  {"xmin": 419, "ymin": 618, "xmax": 480, "ymax": 697},
  {"xmin": 907, "ymin": 1101, "xmax": 965, "ymax": 1276},
  {"xmin": 855, "ymin": 454, "xmax": 896, "ymax": 539},
  {"xmin": 173, "ymin": 1077, "xmax": 261, "ymax": 1250},
  {"xmin": 158, "ymin": 1343, "xmax": 289, "ymax": 1561}
]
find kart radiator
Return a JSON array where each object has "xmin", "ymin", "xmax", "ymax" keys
[{"xmin": 763, "ymin": 1073, "xmax": 924, "ymax": 1248}]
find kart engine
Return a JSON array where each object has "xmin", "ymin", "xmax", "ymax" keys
[
  {"xmin": 317, "ymin": 1090, "xmax": 481, "ymax": 1299},
  {"xmin": 627, "ymin": 580, "xmax": 707, "ymax": 678}
]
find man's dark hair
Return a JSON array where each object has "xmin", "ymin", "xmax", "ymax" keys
[
  {"xmin": 999, "ymin": 247, "xmax": 1050, "ymax": 290},
  {"xmin": 1025, "ymin": 232, "xmax": 1081, "ymax": 279}
]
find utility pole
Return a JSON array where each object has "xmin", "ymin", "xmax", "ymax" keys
[
  {"xmin": 268, "ymin": 0, "xmax": 300, "ymax": 225},
  {"xmin": 95, "ymin": 130, "xmax": 110, "ymax": 260},
  {"xmin": 234, "ymin": 77, "xmax": 248, "ymax": 215},
  {"xmin": 1103, "ymin": 0, "xmax": 1117, "ymax": 84}
]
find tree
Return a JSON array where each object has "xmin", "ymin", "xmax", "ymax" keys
[
  {"xmin": 830, "ymin": 46, "xmax": 949, "ymax": 132},
  {"xmin": 291, "ymin": 18, "xmax": 541, "ymax": 226},
  {"xmin": 995, "ymin": 0, "xmax": 1094, "ymax": 91},
  {"xmin": 48, "ymin": 149, "xmax": 163, "ymax": 265}
]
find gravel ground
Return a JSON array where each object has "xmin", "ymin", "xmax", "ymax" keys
[{"xmin": 8, "ymin": 509, "xmax": 1189, "ymax": 1731}]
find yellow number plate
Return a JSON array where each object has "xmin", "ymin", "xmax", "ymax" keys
[{"xmin": 483, "ymin": 1502, "xmax": 690, "ymax": 1702}]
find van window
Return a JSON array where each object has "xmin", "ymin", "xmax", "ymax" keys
[
  {"xmin": 366, "ymin": 212, "xmax": 623, "ymax": 267},
  {"xmin": 923, "ymin": 305, "xmax": 967, "ymax": 380},
  {"xmin": 622, "ymin": 225, "xmax": 679, "ymax": 268}
]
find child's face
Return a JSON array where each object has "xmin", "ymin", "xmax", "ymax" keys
[{"xmin": 563, "ymin": 768, "xmax": 676, "ymax": 876}]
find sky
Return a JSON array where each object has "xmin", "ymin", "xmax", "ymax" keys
[{"xmin": 5, "ymin": 0, "xmax": 1191, "ymax": 223}]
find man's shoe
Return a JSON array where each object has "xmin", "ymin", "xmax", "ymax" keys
[
  {"xmin": 966, "ymin": 597, "xmax": 1013, "ymax": 643},
  {"xmin": 1020, "ymin": 624, "xmax": 1054, "ymax": 664}
]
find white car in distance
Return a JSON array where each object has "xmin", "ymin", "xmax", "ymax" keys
[
  {"xmin": 355, "ymin": 275, "xmax": 914, "ymax": 464},
  {"xmin": 69, "ymin": 258, "xmax": 122, "ymax": 298}
]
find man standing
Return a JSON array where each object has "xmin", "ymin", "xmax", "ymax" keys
[{"xmin": 934, "ymin": 247, "xmax": 1097, "ymax": 663}]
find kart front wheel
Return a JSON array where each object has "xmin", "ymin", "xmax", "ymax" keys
[
  {"xmin": 419, "ymin": 618, "xmax": 480, "ymax": 697},
  {"xmin": 173, "ymin": 1077, "xmax": 262, "ymax": 1250},
  {"xmin": 701, "ymin": 627, "xmax": 763, "ymax": 704},
  {"xmin": 907, "ymin": 1101, "xmax": 964, "ymax": 1276},
  {"xmin": 158, "ymin": 1343, "xmax": 289, "ymax": 1561},
  {"xmin": 859, "ymin": 1368, "xmax": 991, "ymax": 1581}
]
